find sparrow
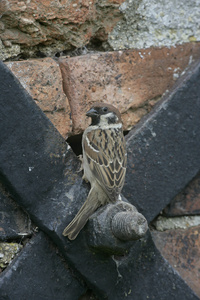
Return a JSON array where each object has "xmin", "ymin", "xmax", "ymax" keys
[{"xmin": 63, "ymin": 102, "xmax": 127, "ymax": 240}]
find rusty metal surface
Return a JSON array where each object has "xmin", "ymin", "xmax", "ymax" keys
[
  {"xmin": 152, "ymin": 225, "xmax": 200, "ymax": 297},
  {"xmin": 164, "ymin": 172, "xmax": 200, "ymax": 216}
]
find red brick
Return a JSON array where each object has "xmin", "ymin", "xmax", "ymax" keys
[
  {"xmin": 59, "ymin": 43, "xmax": 200, "ymax": 135},
  {"xmin": 152, "ymin": 226, "xmax": 200, "ymax": 297},
  {"xmin": 5, "ymin": 43, "xmax": 200, "ymax": 138},
  {"xmin": 6, "ymin": 58, "xmax": 72, "ymax": 138}
]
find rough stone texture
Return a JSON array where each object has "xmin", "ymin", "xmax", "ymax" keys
[
  {"xmin": 123, "ymin": 61, "xmax": 200, "ymax": 223},
  {"xmin": 0, "ymin": 242, "xmax": 22, "ymax": 269},
  {"xmin": 108, "ymin": 0, "xmax": 200, "ymax": 50},
  {"xmin": 0, "ymin": 59, "xmax": 199, "ymax": 299},
  {"xmin": 5, "ymin": 57, "xmax": 71, "ymax": 138},
  {"xmin": 0, "ymin": 0, "xmax": 123, "ymax": 60},
  {"xmin": 0, "ymin": 231, "xmax": 86, "ymax": 300},
  {"xmin": 59, "ymin": 42, "xmax": 200, "ymax": 134},
  {"xmin": 152, "ymin": 226, "xmax": 200, "ymax": 298},
  {"xmin": 164, "ymin": 172, "xmax": 200, "ymax": 216},
  {"xmin": 1, "ymin": 0, "xmax": 199, "ymax": 60},
  {"xmin": 153, "ymin": 216, "xmax": 200, "ymax": 231},
  {"xmin": 0, "ymin": 186, "xmax": 31, "ymax": 241}
]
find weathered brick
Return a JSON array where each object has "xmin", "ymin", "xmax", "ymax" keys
[
  {"xmin": 0, "ymin": 0, "xmax": 123, "ymax": 60},
  {"xmin": 5, "ymin": 44, "xmax": 200, "ymax": 139},
  {"xmin": 6, "ymin": 58, "xmax": 72, "ymax": 138},
  {"xmin": 152, "ymin": 225, "xmax": 200, "ymax": 297},
  {"xmin": 164, "ymin": 172, "xmax": 200, "ymax": 216},
  {"xmin": 59, "ymin": 42, "xmax": 200, "ymax": 134}
]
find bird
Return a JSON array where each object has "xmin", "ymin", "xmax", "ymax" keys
[{"xmin": 63, "ymin": 102, "xmax": 127, "ymax": 240}]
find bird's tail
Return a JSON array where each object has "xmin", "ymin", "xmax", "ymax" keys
[{"xmin": 63, "ymin": 186, "xmax": 106, "ymax": 240}]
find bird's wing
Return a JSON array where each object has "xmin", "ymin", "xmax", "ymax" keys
[{"xmin": 83, "ymin": 127, "xmax": 127, "ymax": 202}]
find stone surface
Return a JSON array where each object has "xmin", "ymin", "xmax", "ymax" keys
[
  {"xmin": 0, "ymin": 242, "xmax": 22, "ymax": 269},
  {"xmin": 153, "ymin": 216, "xmax": 200, "ymax": 231},
  {"xmin": 1, "ymin": 0, "xmax": 199, "ymax": 60},
  {"xmin": 152, "ymin": 226, "xmax": 200, "ymax": 298},
  {"xmin": 0, "ymin": 231, "xmax": 86, "ymax": 300},
  {"xmin": 0, "ymin": 186, "xmax": 31, "ymax": 241},
  {"xmin": 0, "ymin": 60, "xmax": 199, "ymax": 299},
  {"xmin": 164, "ymin": 172, "xmax": 200, "ymax": 216},
  {"xmin": 6, "ymin": 58, "xmax": 71, "ymax": 138},
  {"xmin": 0, "ymin": 0, "xmax": 123, "ymax": 60},
  {"xmin": 108, "ymin": 0, "xmax": 200, "ymax": 50},
  {"xmin": 123, "ymin": 61, "xmax": 200, "ymax": 223},
  {"xmin": 59, "ymin": 42, "xmax": 200, "ymax": 134}
]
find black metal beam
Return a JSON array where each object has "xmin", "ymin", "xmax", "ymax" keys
[{"xmin": 0, "ymin": 231, "xmax": 85, "ymax": 299}]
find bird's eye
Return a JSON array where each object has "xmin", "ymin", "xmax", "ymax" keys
[{"xmin": 102, "ymin": 107, "xmax": 108, "ymax": 113}]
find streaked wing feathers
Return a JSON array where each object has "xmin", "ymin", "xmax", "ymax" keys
[{"xmin": 84, "ymin": 127, "xmax": 127, "ymax": 202}]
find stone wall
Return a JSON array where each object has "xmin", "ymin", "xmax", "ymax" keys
[
  {"xmin": 0, "ymin": 0, "xmax": 123, "ymax": 60},
  {"xmin": 0, "ymin": 0, "xmax": 200, "ymax": 60},
  {"xmin": 108, "ymin": 0, "xmax": 200, "ymax": 50}
]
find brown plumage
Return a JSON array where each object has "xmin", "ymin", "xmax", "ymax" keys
[{"xmin": 63, "ymin": 103, "xmax": 127, "ymax": 240}]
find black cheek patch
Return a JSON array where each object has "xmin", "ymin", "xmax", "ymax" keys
[{"xmin": 107, "ymin": 115, "xmax": 117, "ymax": 124}]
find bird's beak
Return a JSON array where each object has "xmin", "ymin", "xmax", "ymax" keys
[{"xmin": 86, "ymin": 108, "xmax": 98, "ymax": 117}]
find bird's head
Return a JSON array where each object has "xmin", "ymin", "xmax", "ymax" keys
[{"xmin": 86, "ymin": 102, "xmax": 122, "ymax": 126}]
